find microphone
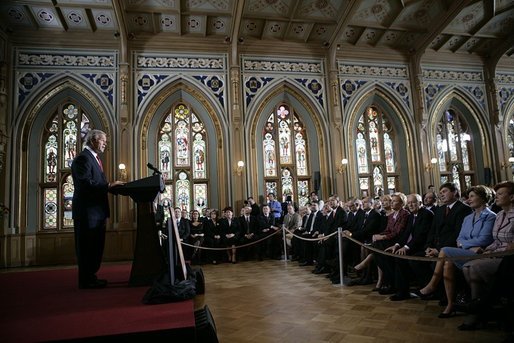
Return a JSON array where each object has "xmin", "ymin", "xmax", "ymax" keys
[{"xmin": 147, "ymin": 162, "xmax": 162, "ymax": 175}]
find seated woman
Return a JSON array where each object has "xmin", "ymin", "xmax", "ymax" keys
[
  {"xmin": 459, "ymin": 181, "xmax": 514, "ymax": 330},
  {"xmin": 189, "ymin": 210, "xmax": 205, "ymax": 264},
  {"xmin": 204, "ymin": 209, "xmax": 223, "ymax": 264},
  {"xmin": 418, "ymin": 185, "xmax": 496, "ymax": 318},
  {"xmin": 219, "ymin": 207, "xmax": 241, "ymax": 264},
  {"xmin": 369, "ymin": 192, "xmax": 410, "ymax": 294}
]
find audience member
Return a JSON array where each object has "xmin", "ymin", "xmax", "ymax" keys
[{"xmin": 417, "ymin": 185, "xmax": 495, "ymax": 317}]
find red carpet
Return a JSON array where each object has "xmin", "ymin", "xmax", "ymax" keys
[{"xmin": 0, "ymin": 263, "xmax": 195, "ymax": 342}]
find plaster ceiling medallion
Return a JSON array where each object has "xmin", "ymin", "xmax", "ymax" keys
[
  {"xmin": 31, "ymin": 7, "xmax": 62, "ymax": 28},
  {"xmin": 91, "ymin": 9, "xmax": 116, "ymax": 29},
  {"xmin": 160, "ymin": 14, "xmax": 177, "ymax": 32}
]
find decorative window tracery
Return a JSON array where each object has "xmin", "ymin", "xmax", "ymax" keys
[
  {"xmin": 262, "ymin": 104, "xmax": 310, "ymax": 206},
  {"xmin": 355, "ymin": 106, "xmax": 398, "ymax": 197},
  {"xmin": 157, "ymin": 103, "xmax": 208, "ymax": 219},
  {"xmin": 41, "ymin": 102, "xmax": 90, "ymax": 230},
  {"xmin": 436, "ymin": 109, "xmax": 475, "ymax": 190}
]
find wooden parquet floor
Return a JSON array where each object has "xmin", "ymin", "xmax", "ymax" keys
[{"xmin": 195, "ymin": 260, "xmax": 506, "ymax": 343}]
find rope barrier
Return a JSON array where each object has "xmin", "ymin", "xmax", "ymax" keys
[
  {"xmin": 341, "ymin": 232, "xmax": 514, "ymax": 262},
  {"xmin": 176, "ymin": 226, "xmax": 514, "ymax": 264},
  {"xmin": 281, "ymin": 227, "xmax": 340, "ymax": 242},
  {"xmin": 179, "ymin": 228, "xmax": 283, "ymax": 251}
]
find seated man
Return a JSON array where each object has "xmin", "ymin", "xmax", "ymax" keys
[
  {"xmin": 384, "ymin": 194, "xmax": 434, "ymax": 300},
  {"xmin": 239, "ymin": 205, "xmax": 260, "ymax": 260},
  {"xmin": 409, "ymin": 182, "xmax": 472, "ymax": 297}
]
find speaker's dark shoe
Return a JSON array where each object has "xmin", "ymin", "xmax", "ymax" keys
[{"xmin": 79, "ymin": 279, "xmax": 107, "ymax": 289}]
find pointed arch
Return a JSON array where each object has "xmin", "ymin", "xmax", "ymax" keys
[
  {"xmin": 246, "ymin": 81, "xmax": 330, "ymax": 202},
  {"xmin": 428, "ymin": 88, "xmax": 493, "ymax": 188},
  {"xmin": 137, "ymin": 79, "xmax": 227, "ymax": 211},
  {"xmin": 345, "ymin": 85, "xmax": 416, "ymax": 196},
  {"xmin": 12, "ymin": 77, "xmax": 112, "ymax": 241}
]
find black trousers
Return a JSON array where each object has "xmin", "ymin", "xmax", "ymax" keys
[{"xmin": 74, "ymin": 219, "xmax": 106, "ymax": 285}]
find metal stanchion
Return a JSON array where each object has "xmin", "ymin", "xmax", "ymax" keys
[
  {"xmin": 338, "ymin": 227, "xmax": 343, "ymax": 287},
  {"xmin": 282, "ymin": 224, "xmax": 288, "ymax": 262}
]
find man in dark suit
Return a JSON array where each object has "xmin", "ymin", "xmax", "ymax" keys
[
  {"xmin": 174, "ymin": 207, "xmax": 191, "ymax": 241},
  {"xmin": 239, "ymin": 205, "xmax": 260, "ymax": 260},
  {"xmin": 385, "ymin": 194, "xmax": 434, "ymax": 300},
  {"xmin": 344, "ymin": 196, "xmax": 384, "ymax": 285},
  {"xmin": 257, "ymin": 204, "xmax": 277, "ymax": 259},
  {"xmin": 71, "ymin": 129, "xmax": 124, "ymax": 289},
  {"xmin": 409, "ymin": 182, "xmax": 472, "ymax": 290},
  {"xmin": 313, "ymin": 195, "xmax": 348, "ymax": 274},
  {"xmin": 300, "ymin": 201, "xmax": 325, "ymax": 266}
]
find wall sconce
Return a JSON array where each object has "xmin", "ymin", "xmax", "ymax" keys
[
  {"xmin": 236, "ymin": 160, "xmax": 245, "ymax": 176},
  {"xmin": 501, "ymin": 156, "xmax": 514, "ymax": 169},
  {"xmin": 118, "ymin": 163, "xmax": 127, "ymax": 181},
  {"xmin": 425, "ymin": 157, "xmax": 438, "ymax": 171},
  {"xmin": 338, "ymin": 158, "xmax": 348, "ymax": 174}
]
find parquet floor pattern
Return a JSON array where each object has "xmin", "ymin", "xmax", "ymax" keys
[{"xmin": 196, "ymin": 260, "xmax": 506, "ymax": 343}]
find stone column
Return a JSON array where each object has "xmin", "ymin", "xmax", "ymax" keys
[
  {"xmin": 328, "ymin": 51, "xmax": 344, "ymax": 198},
  {"xmin": 116, "ymin": 63, "xmax": 133, "ymax": 227},
  {"xmin": 230, "ymin": 63, "xmax": 246, "ymax": 212}
]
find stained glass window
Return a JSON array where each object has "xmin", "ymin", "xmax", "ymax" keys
[
  {"xmin": 41, "ymin": 102, "xmax": 91, "ymax": 230},
  {"xmin": 262, "ymin": 104, "xmax": 311, "ymax": 204},
  {"xmin": 157, "ymin": 103, "xmax": 208, "ymax": 212},
  {"xmin": 355, "ymin": 106, "xmax": 398, "ymax": 197},
  {"xmin": 436, "ymin": 109, "xmax": 475, "ymax": 191}
]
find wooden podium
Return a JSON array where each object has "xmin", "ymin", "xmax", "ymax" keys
[{"xmin": 111, "ymin": 175, "xmax": 167, "ymax": 286}]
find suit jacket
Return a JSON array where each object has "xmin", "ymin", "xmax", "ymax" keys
[
  {"xmin": 176, "ymin": 218, "xmax": 191, "ymax": 239},
  {"xmin": 283, "ymin": 212, "xmax": 302, "ymax": 231},
  {"xmin": 204, "ymin": 219, "xmax": 222, "ymax": 240},
  {"xmin": 397, "ymin": 207, "xmax": 434, "ymax": 253},
  {"xmin": 239, "ymin": 215, "xmax": 259, "ymax": 235},
  {"xmin": 325, "ymin": 207, "xmax": 348, "ymax": 234},
  {"xmin": 71, "ymin": 148, "xmax": 109, "ymax": 228},
  {"xmin": 425, "ymin": 200, "xmax": 472, "ymax": 250},
  {"xmin": 219, "ymin": 217, "xmax": 241, "ymax": 239},
  {"xmin": 258, "ymin": 214, "xmax": 276, "ymax": 235},
  {"xmin": 307, "ymin": 210, "xmax": 325, "ymax": 235},
  {"xmin": 381, "ymin": 208, "xmax": 410, "ymax": 241},
  {"xmin": 351, "ymin": 209, "xmax": 383, "ymax": 243},
  {"xmin": 347, "ymin": 209, "xmax": 365, "ymax": 232}
]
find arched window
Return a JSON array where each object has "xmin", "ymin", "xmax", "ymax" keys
[
  {"xmin": 355, "ymin": 105, "xmax": 398, "ymax": 197},
  {"xmin": 262, "ymin": 103, "xmax": 310, "ymax": 206},
  {"xmin": 157, "ymin": 103, "xmax": 208, "ymax": 218},
  {"xmin": 41, "ymin": 102, "xmax": 91, "ymax": 230},
  {"xmin": 435, "ymin": 109, "xmax": 475, "ymax": 190}
]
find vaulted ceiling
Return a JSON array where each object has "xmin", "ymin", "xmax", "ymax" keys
[{"xmin": 1, "ymin": 0, "xmax": 513, "ymax": 61}]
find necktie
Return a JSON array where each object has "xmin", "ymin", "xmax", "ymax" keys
[
  {"xmin": 96, "ymin": 155, "xmax": 103, "ymax": 172},
  {"xmin": 445, "ymin": 206, "xmax": 450, "ymax": 216}
]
